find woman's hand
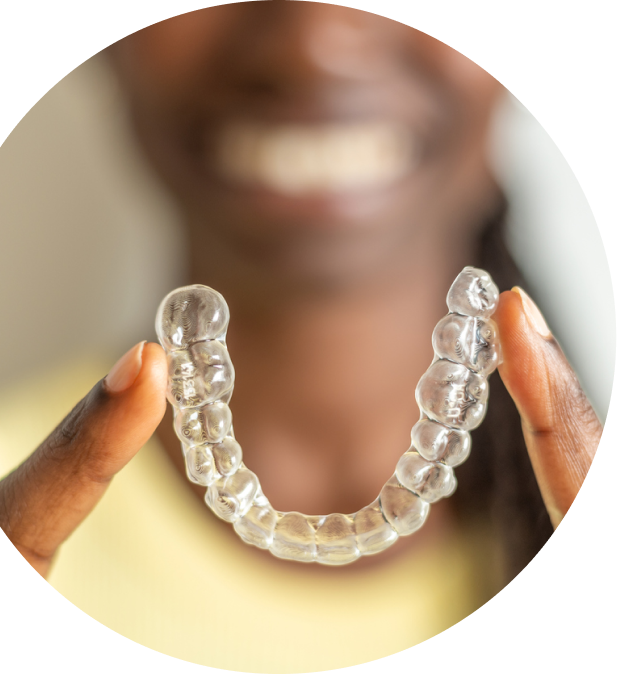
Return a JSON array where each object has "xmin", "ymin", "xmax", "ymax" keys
[
  {"xmin": 494, "ymin": 288, "xmax": 602, "ymax": 528},
  {"xmin": 0, "ymin": 342, "xmax": 167, "ymax": 577}
]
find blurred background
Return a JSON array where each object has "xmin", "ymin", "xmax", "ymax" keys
[
  {"xmin": 0, "ymin": 42, "xmax": 617, "ymax": 426},
  {"xmin": 0, "ymin": 2, "xmax": 617, "ymax": 427}
]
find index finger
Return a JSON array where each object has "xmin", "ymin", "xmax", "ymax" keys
[{"xmin": 0, "ymin": 341, "xmax": 167, "ymax": 576}]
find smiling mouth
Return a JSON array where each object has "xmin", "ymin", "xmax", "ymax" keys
[{"xmin": 213, "ymin": 121, "xmax": 420, "ymax": 196}]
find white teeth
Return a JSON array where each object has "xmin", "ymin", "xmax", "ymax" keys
[{"xmin": 215, "ymin": 122, "xmax": 418, "ymax": 194}]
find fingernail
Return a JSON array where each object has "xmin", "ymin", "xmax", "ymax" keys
[
  {"xmin": 512, "ymin": 287, "xmax": 551, "ymax": 338},
  {"xmin": 105, "ymin": 341, "xmax": 147, "ymax": 393}
]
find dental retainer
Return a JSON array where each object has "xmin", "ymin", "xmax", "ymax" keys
[{"xmin": 155, "ymin": 266, "xmax": 500, "ymax": 565}]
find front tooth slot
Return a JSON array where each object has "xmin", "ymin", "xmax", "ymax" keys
[
  {"xmin": 271, "ymin": 512, "xmax": 319, "ymax": 562},
  {"xmin": 379, "ymin": 475, "xmax": 431, "ymax": 536},
  {"xmin": 234, "ymin": 502, "xmax": 277, "ymax": 549},
  {"xmin": 315, "ymin": 514, "xmax": 360, "ymax": 566},
  {"xmin": 353, "ymin": 500, "xmax": 399, "ymax": 555}
]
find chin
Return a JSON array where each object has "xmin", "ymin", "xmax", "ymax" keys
[{"xmin": 186, "ymin": 186, "xmax": 430, "ymax": 300}]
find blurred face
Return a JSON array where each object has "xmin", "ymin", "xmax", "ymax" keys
[{"xmin": 110, "ymin": 2, "xmax": 503, "ymax": 292}]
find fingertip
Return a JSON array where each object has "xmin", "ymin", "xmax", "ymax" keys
[
  {"xmin": 104, "ymin": 341, "xmax": 146, "ymax": 394},
  {"xmin": 494, "ymin": 290, "xmax": 533, "ymax": 376},
  {"xmin": 493, "ymin": 289, "xmax": 524, "ymax": 337},
  {"xmin": 140, "ymin": 342, "xmax": 167, "ymax": 385},
  {"xmin": 105, "ymin": 341, "xmax": 167, "ymax": 398},
  {"xmin": 132, "ymin": 341, "xmax": 168, "ymax": 421},
  {"xmin": 494, "ymin": 289, "xmax": 544, "ymax": 415}
]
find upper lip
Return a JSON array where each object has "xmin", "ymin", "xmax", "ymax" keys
[{"xmin": 195, "ymin": 67, "xmax": 442, "ymax": 127}]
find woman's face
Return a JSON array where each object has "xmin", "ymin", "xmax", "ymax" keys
[{"xmin": 110, "ymin": 2, "xmax": 504, "ymax": 289}]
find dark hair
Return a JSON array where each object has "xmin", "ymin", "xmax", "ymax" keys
[{"xmin": 452, "ymin": 201, "xmax": 554, "ymax": 582}]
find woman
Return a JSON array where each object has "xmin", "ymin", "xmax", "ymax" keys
[{"xmin": 0, "ymin": 3, "xmax": 601, "ymax": 671}]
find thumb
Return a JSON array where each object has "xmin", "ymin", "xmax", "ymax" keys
[
  {"xmin": 0, "ymin": 341, "xmax": 167, "ymax": 575},
  {"xmin": 494, "ymin": 288, "xmax": 602, "ymax": 527}
]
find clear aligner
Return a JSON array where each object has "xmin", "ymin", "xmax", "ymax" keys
[{"xmin": 155, "ymin": 267, "xmax": 501, "ymax": 565}]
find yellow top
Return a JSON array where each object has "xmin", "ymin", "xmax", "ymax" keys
[{"xmin": 0, "ymin": 355, "xmax": 501, "ymax": 673}]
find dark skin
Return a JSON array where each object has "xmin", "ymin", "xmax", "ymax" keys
[{"xmin": 0, "ymin": 3, "xmax": 601, "ymax": 578}]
